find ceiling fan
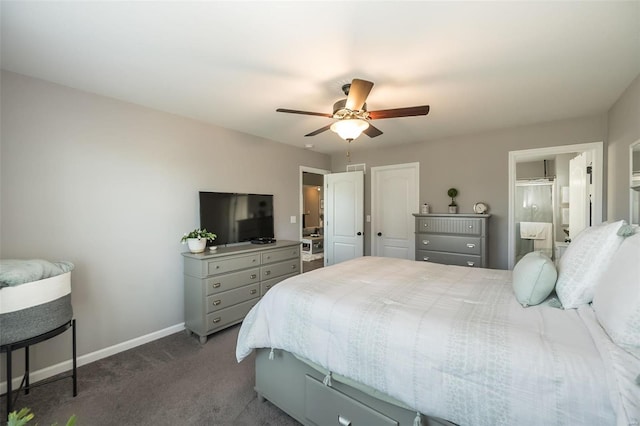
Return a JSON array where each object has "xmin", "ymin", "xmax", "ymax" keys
[{"xmin": 276, "ymin": 78, "xmax": 430, "ymax": 142}]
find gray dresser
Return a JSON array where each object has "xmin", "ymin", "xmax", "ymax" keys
[
  {"xmin": 414, "ymin": 213, "xmax": 490, "ymax": 268},
  {"xmin": 183, "ymin": 240, "xmax": 301, "ymax": 344}
]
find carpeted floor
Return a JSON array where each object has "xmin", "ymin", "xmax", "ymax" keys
[
  {"xmin": 302, "ymin": 258, "xmax": 323, "ymax": 273},
  {"xmin": 1, "ymin": 325, "xmax": 300, "ymax": 425}
]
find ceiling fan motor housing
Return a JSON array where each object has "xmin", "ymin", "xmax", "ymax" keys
[{"xmin": 333, "ymin": 98, "xmax": 368, "ymax": 120}]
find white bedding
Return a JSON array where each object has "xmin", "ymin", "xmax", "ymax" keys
[{"xmin": 237, "ymin": 257, "xmax": 636, "ymax": 426}]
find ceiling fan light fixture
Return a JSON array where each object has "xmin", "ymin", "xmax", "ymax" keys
[{"xmin": 330, "ymin": 119, "xmax": 370, "ymax": 141}]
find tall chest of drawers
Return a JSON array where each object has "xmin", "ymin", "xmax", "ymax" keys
[
  {"xmin": 183, "ymin": 240, "xmax": 300, "ymax": 344},
  {"xmin": 414, "ymin": 213, "xmax": 490, "ymax": 268}
]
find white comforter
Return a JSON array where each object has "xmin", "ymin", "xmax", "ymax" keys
[{"xmin": 237, "ymin": 257, "xmax": 635, "ymax": 426}]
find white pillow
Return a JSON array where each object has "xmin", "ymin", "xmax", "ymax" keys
[
  {"xmin": 592, "ymin": 232, "xmax": 640, "ymax": 349},
  {"xmin": 512, "ymin": 251, "xmax": 557, "ymax": 307},
  {"xmin": 556, "ymin": 220, "xmax": 626, "ymax": 309}
]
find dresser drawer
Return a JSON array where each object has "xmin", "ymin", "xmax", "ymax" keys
[
  {"xmin": 260, "ymin": 272, "xmax": 297, "ymax": 296},
  {"xmin": 305, "ymin": 375, "xmax": 398, "ymax": 426},
  {"xmin": 261, "ymin": 259, "xmax": 299, "ymax": 280},
  {"xmin": 206, "ymin": 298, "xmax": 258, "ymax": 332},
  {"xmin": 206, "ymin": 254, "xmax": 260, "ymax": 276},
  {"xmin": 417, "ymin": 249, "xmax": 481, "ymax": 267},
  {"xmin": 205, "ymin": 268, "xmax": 260, "ymax": 295},
  {"xmin": 416, "ymin": 217, "xmax": 483, "ymax": 235},
  {"xmin": 206, "ymin": 283, "xmax": 260, "ymax": 313},
  {"xmin": 262, "ymin": 246, "xmax": 300, "ymax": 264},
  {"xmin": 416, "ymin": 234, "xmax": 481, "ymax": 255}
]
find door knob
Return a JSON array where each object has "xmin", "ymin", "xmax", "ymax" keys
[
  {"xmin": 377, "ymin": 232, "xmax": 382, "ymax": 236},
  {"xmin": 357, "ymin": 232, "xmax": 362, "ymax": 236}
]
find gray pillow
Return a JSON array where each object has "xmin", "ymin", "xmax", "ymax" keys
[{"xmin": 512, "ymin": 251, "xmax": 558, "ymax": 307}]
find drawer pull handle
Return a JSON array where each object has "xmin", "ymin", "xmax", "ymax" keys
[
  {"xmin": 468, "ymin": 225, "xmax": 473, "ymax": 229},
  {"xmin": 467, "ymin": 243, "xmax": 476, "ymax": 248},
  {"xmin": 215, "ymin": 265, "xmax": 220, "ymax": 269},
  {"xmin": 266, "ymin": 256, "xmax": 271, "ymax": 260},
  {"xmin": 252, "ymin": 259, "xmax": 256, "ymax": 262},
  {"xmin": 291, "ymin": 265, "xmax": 296, "ymax": 269},
  {"xmin": 250, "ymin": 274, "xmax": 257, "ymax": 279},
  {"xmin": 213, "ymin": 300, "xmax": 221, "ymax": 306},
  {"xmin": 212, "ymin": 317, "xmax": 221, "ymax": 324},
  {"xmin": 338, "ymin": 415, "xmax": 352, "ymax": 426},
  {"xmin": 423, "ymin": 257, "xmax": 430, "ymax": 261},
  {"xmin": 422, "ymin": 240, "xmax": 430, "ymax": 245},
  {"xmin": 212, "ymin": 282, "xmax": 221, "ymax": 288},
  {"xmin": 266, "ymin": 284, "xmax": 272, "ymax": 289},
  {"xmin": 423, "ymin": 223, "xmax": 429, "ymax": 228},
  {"xmin": 265, "ymin": 270, "xmax": 271, "ymax": 276},
  {"xmin": 250, "ymin": 289, "xmax": 257, "ymax": 295},
  {"xmin": 467, "ymin": 261, "xmax": 475, "ymax": 267}
]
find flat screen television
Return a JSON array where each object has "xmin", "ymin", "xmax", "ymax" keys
[{"xmin": 199, "ymin": 191, "xmax": 274, "ymax": 246}]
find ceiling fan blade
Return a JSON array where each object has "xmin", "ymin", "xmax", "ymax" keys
[
  {"xmin": 345, "ymin": 79, "xmax": 374, "ymax": 111},
  {"xmin": 363, "ymin": 124, "xmax": 383, "ymax": 138},
  {"xmin": 368, "ymin": 105, "xmax": 430, "ymax": 120},
  {"xmin": 276, "ymin": 108, "xmax": 333, "ymax": 118},
  {"xmin": 305, "ymin": 124, "xmax": 332, "ymax": 137}
]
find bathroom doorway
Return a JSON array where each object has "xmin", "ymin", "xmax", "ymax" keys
[
  {"xmin": 507, "ymin": 142, "xmax": 603, "ymax": 269},
  {"xmin": 300, "ymin": 166, "xmax": 329, "ymax": 273}
]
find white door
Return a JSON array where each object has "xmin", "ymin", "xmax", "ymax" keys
[
  {"xmin": 569, "ymin": 152, "xmax": 588, "ymax": 239},
  {"xmin": 371, "ymin": 163, "xmax": 419, "ymax": 259},
  {"xmin": 324, "ymin": 171, "xmax": 364, "ymax": 266}
]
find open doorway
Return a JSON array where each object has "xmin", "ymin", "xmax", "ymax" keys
[
  {"xmin": 300, "ymin": 166, "xmax": 329, "ymax": 272},
  {"xmin": 508, "ymin": 142, "xmax": 603, "ymax": 269}
]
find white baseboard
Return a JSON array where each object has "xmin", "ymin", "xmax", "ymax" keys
[{"xmin": 1, "ymin": 322, "xmax": 185, "ymax": 395}]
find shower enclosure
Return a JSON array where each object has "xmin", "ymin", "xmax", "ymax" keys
[{"xmin": 514, "ymin": 180, "xmax": 556, "ymax": 263}]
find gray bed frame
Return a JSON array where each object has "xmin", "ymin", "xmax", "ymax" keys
[{"xmin": 254, "ymin": 348, "xmax": 456, "ymax": 426}]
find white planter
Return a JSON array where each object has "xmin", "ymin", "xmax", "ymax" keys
[{"xmin": 187, "ymin": 238, "xmax": 207, "ymax": 253}]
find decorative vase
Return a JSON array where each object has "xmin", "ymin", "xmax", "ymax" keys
[
  {"xmin": 187, "ymin": 238, "xmax": 207, "ymax": 253},
  {"xmin": 448, "ymin": 205, "xmax": 458, "ymax": 214}
]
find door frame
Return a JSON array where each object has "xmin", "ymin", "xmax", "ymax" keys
[
  {"xmin": 507, "ymin": 142, "xmax": 603, "ymax": 269},
  {"xmin": 299, "ymin": 166, "xmax": 330, "ymax": 240},
  {"xmin": 370, "ymin": 162, "xmax": 420, "ymax": 258}
]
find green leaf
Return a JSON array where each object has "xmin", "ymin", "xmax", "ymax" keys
[{"xmin": 7, "ymin": 408, "xmax": 35, "ymax": 426}]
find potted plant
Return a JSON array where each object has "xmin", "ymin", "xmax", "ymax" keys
[
  {"xmin": 181, "ymin": 228, "xmax": 217, "ymax": 253},
  {"xmin": 447, "ymin": 188, "xmax": 458, "ymax": 213}
]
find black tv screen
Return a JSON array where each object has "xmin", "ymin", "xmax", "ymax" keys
[{"xmin": 199, "ymin": 192, "xmax": 274, "ymax": 246}]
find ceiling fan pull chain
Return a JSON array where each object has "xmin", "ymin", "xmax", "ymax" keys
[{"xmin": 347, "ymin": 139, "xmax": 352, "ymax": 163}]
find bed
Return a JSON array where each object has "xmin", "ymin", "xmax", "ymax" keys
[{"xmin": 236, "ymin": 222, "xmax": 639, "ymax": 426}]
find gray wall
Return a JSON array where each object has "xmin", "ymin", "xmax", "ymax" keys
[
  {"xmin": 0, "ymin": 71, "xmax": 330, "ymax": 373},
  {"xmin": 607, "ymin": 72, "xmax": 640, "ymax": 221},
  {"xmin": 331, "ymin": 114, "xmax": 609, "ymax": 269},
  {"xmin": 516, "ymin": 160, "xmax": 555, "ymax": 180}
]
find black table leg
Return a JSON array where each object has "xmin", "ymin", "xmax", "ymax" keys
[
  {"xmin": 25, "ymin": 345, "xmax": 30, "ymax": 395},
  {"xmin": 6, "ymin": 345, "xmax": 12, "ymax": 416},
  {"xmin": 72, "ymin": 319, "xmax": 77, "ymax": 396}
]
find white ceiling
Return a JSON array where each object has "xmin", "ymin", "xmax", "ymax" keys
[{"xmin": 2, "ymin": 1, "xmax": 639, "ymax": 154}]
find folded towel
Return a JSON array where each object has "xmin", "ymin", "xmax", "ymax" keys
[
  {"xmin": 520, "ymin": 222, "xmax": 551, "ymax": 240},
  {"xmin": 519, "ymin": 222, "xmax": 553, "ymax": 258}
]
